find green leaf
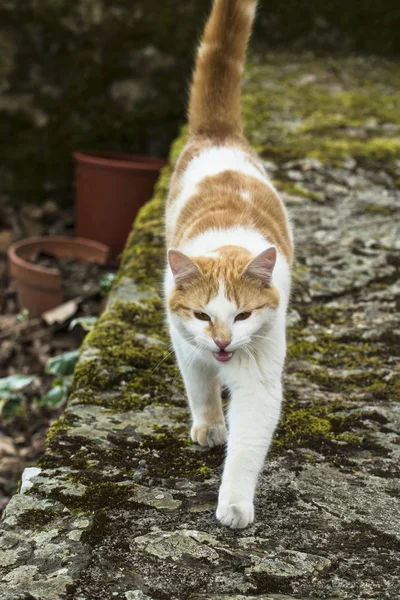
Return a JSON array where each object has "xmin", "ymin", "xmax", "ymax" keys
[
  {"xmin": 69, "ymin": 316, "xmax": 98, "ymax": 331},
  {"xmin": 99, "ymin": 272, "xmax": 116, "ymax": 295},
  {"xmin": 0, "ymin": 375, "xmax": 35, "ymax": 394},
  {"xmin": 62, "ymin": 375, "xmax": 73, "ymax": 388},
  {"xmin": 0, "ymin": 395, "xmax": 25, "ymax": 417},
  {"xmin": 36, "ymin": 385, "xmax": 67, "ymax": 408},
  {"xmin": 53, "ymin": 375, "xmax": 73, "ymax": 388},
  {"xmin": 45, "ymin": 350, "xmax": 80, "ymax": 377},
  {"xmin": 16, "ymin": 309, "xmax": 29, "ymax": 323}
]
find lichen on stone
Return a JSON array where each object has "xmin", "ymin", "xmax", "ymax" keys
[{"xmin": 242, "ymin": 56, "xmax": 400, "ymax": 168}]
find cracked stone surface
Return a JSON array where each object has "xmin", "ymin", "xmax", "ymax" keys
[{"xmin": 0, "ymin": 53, "xmax": 399, "ymax": 600}]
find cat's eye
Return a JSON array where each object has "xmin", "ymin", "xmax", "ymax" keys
[
  {"xmin": 194, "ymin": 311, "xmax": 211, "ymax": 322},
  {"xmin": 235, "ymin": 312, "xmax": 252, "ymax": 322}
]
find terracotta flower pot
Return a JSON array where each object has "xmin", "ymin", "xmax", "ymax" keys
[
  {"xmin": 74, "ymin": 151, "xmax": 167, "ymax": 260},
  {"xmin": 8, "ymin": 236, "xmax": 109, "ymax": 317}
]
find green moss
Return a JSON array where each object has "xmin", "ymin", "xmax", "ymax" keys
[
  {"xmin": 273, "ymin": 267, "xmax": 399, "ymax": 457},
  {"xmin": 242, "ymin": 58, "xmax": 400, "ymax": 168},
  {"xmin": 364, "ymin": 203, "xmax": 393, "ymax": 216},
  {"xmin": 272, "ymin": 390, "xmax": 392, "ymax": 460},
  {"xmin": 271, "ymin": 393, "xmax": 365, "ymax": 457},
  {"xmin": 69, "ymin": 297, "xmax": 183, "ymax": 412},
  {"xmin": 291, "ymin": 263, "xmax": 310, "ymax": 284},
  {"xmin": 309, "ymin": 138, "xmax": 400, "ymax": 164},
  {"xmin": 16, "ymin": 508, "xmax": 59, "ymax": 529},
  {"xmin": 46, "ymin": 413, "xmax": 77, "ymax": 446},
  {"xmin": 286, "ymin": 296, "xmax": 399, "ymax": 404},
  {"xmin": 115, "ymin": 199, "xmax": 166, "ymax": 290},
  {"xmin": 355, "ymin": 375, "xmax": 400, "ymax": 401},
  {"xmin": 40, "ymin": 424, "xmax": 215, "ymax": 517},
  {"xmin": 294, "ymin": 368, "xmax": 400, "ymax": 402},
  {"xmin": 274, "ymin": 180, "xmax": 324, "ymax": 201},
  {"xmin": 288, "ymin": 327, "xmax": 386, "ymax": 370},
  {"xmin": 296, "ymin": 303, "xmax": 341, "ymax": 326},
  {"xmin": 72, "ymin": 362, "xmax": 117, "ymax": 394},
  {"xmin": 140, "ymin": 429, "xmax": 221, "ymax": 482},
  {"xmin": 31, "ymin": 479, "xmax": 137, "ymax": 516},
  {"xmin": 80, "ymin": 482, "xmax": 137, "ymax": 512},
  {"xmin": 273, "ymin": 406, "xmax": 332, "ymax": 454}
]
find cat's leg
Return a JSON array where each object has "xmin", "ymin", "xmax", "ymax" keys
[
  {"xmin": 172, "ymin": 332, "xmax": 227, "ymax": 448},
  {"xmin": 216, "ymin": 353, "xmax": 284, "ymax": 528}
]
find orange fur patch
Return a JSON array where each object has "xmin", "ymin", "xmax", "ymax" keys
[
  {"xmin": 168, "ymin": 245, "xmax": 280, "ymax": 320},
  {"xmin": 169, "ymin": 170, "xmax": 293, "ymax": 264},
  {"xmin": 188, "ymin": 0, "xmax": 257, "ymax": 138}
]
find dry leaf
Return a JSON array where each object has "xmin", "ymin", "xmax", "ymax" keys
[{"xmin": 42, "ymin": 297, "xmax": 82, "ymax": 326}]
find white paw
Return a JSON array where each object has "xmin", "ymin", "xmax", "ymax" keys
[
  {"xmin": 191, "ymin": 424, "xmax": 227, "ymax": 448},
  {"xmin": 216, "ymin": 499, "xmax": 254, "ymax": 529}
]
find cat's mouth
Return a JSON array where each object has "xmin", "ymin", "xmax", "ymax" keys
[{"xmin": 213, "ymin": 350, "xmax": 234, "ymax": 363}]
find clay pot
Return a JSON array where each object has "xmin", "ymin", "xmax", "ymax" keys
[
  {"xmin": 74, "ymin": 151, "xmax": 167, "ymax": 260},
  {"xmin": 8, "ymin": 236, "xmax": 109, "ymax": 317}
]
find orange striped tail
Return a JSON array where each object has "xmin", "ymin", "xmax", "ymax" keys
[{"xmin": 188, "ymin": 0, "xmax": 258, "ymax": 139}]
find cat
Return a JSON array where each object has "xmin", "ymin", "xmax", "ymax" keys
[{"xmin": 164, "ymin": 0, "xmax": 293, "ymax": 528}]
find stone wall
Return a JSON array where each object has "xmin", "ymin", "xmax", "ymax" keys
[
  {"xmin": 0, "ymin": 0, "xmax": 399, "ymax": 206},
  {"xmin": 0, "ymin": 52, "xmax": 399, "ymax": 599}
]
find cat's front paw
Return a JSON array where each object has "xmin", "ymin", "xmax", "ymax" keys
[
  {"xmin": 191, "ymin": 424, "xmax": 227, "ymax": 448},
  {"xmin": 216, "ymin": 499, "xmax": 254, "ymax": 529}
]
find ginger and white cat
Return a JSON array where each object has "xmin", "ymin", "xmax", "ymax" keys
[{"xmin": 164, "ymin": 0, "xmax": 293, "ymax": 528}]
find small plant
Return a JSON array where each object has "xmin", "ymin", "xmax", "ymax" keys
[
  {"xmin": 36, "ymin": 349, "xmax": 80, "ymax": 408},
  {"xmin": 16, "ymin": 309, "xmax": 29, "ymax": 323},
  {"xmin": 0, "ymin": 349, "xmax": 81, "ymax": 416},
  {"xmin": 99, "ymin": 272, "xmax": 116, "ymax": 296},
  {"xmin": 35, "ymin": 378, "xmax": 72, "ymax": 409},
  {"xmin": 0, "ymin": 374, "xmax": 35, "ymax": 417},
  {"xmin": 45, "ymin": 349, "xmax": 80, "ymax": 377}
]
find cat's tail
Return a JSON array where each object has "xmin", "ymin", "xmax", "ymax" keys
[{"xmin": 188, "ymin": 0, "xmax": 257, "ymax": 139}]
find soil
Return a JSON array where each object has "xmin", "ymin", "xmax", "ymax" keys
[
  {"xmin": 27, "ymin": 250, "xmax": 114, "ymax": 300},
  {"xmin": 0, "ymin": 200, "xmax": 118, "ymax": 514}
]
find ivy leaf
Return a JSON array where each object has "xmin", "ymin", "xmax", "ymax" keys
[
  {"xmin": 53, "ymin": 375, "xmax": 73, "ymax": 388},
  {"xmin": 36, "ymin": 386, "xmax": 67, "ymax": 408},
  {"xmin": 0, "ymin": 375, "xmax": 35, "ymax": 393},
  {"xmin": 99, "ymin": 272, "xmax": 116, "ymax": 296},
  {"xmin": 16, "ymin": 309, "xmax": 29, "ymax": 323},
  {"xmin": 45, "ymin": 350, "xmax": 80, "ymax": 377},
  {"xmin": 0, "ymin": 395, "xmax": 25, "ymax": 418},
  {"xmin": 69, "ymin": 317, "xmax": 98, "ymax": 332}
]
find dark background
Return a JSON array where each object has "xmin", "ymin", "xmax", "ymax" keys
[{"xmin": 0, "ymin": 0, "xmax": 399, "ymax": 205}]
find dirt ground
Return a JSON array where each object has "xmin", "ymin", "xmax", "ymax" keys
[{"xmin": 0, "ymin": 200, "xmax": 116, "ymax": 512}]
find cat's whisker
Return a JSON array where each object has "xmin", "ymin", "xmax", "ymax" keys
[
  {"xmin": 250, "ymin": 334, "xmax": 295, "ymax": 361},
  {"xmin": 151, "ymin": 336, "xmax": 196, "ymax": 374},
  {"xmin": 172, "ymin": 344, "xmax": 199, "ymax": 385},
  {"xmin": 251, "ymin": 334, "xmax": 276, "ymax": 343},
  {"xmin": 243, "ymin": 344, "xmax": 264, "ymax": 379},
  {"xmin": 186, "ymin": 346, "xmax": 202, "ymax": 372},
  {"xmin": 150, "ymin": 348, "xmax": 177, "ymax": 375}
]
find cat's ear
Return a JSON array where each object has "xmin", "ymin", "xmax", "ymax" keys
[
  {"xmin": 243, "ymin": 247, "xmax": 277, "ymax": 287},
  {"xmin": 168, "ymin": 249, "xmax": 200, "ymax": 287}
]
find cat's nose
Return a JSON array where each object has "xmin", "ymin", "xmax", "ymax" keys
[{"xmin": 214, "ymin": 338, "xmax": 230, "ymax": 350}]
